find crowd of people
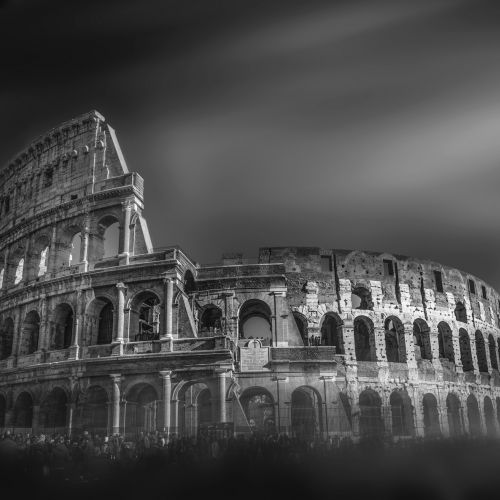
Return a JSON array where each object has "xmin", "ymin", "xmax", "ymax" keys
[{"xmin": 0, "ymin": 428, "xmax": 499, "ymax": 498}]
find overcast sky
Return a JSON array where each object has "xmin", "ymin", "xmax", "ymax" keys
[{"xmin": 2, "ymin": 0, "xmax": 500, "ymax": 287}]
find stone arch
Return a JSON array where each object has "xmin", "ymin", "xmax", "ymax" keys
[
  {"xmin": 475, "ymin": 330, "xmax": 488, "ymax": 373},
  {"xmin": 459, "ymin": 329, "xmax": 473, "ymax": 372},
  {"xmin": 384, "ymin": 316, "xmax": 406, "ymax": 363},
  {"xmin": 484, "ymin": 396, "xmax": 495, "ymax": 437},
  {"xmin": 28, "ymin": 234, "xmax": 50, "ymax": 279},
  {"xmin": 13, "ymin": 391, "xmax": 33, "ymax": 429},
  {"xmin": 177, "ymin": 381, "xmax": 213, "ymax": 436},
  {"xmin": 97, "ymin": 214, "xmax": 120, "ymax": 259},
  {"xmin": 86, "ymin": 296, "xmax": 115, "ymax": 345},
  {"xmin": 0, "ymin": 317, "xmax": 14, "ymax": 360},
  {"xmin": 466, "ymin": 393, "xmax": 481, "ymax": 437},
  {"xmin": 293, "ymin": 311, "xmax": 308, "ymax": 346},
  {"xmin": 359, "ymin": 389, "xmax": 383, "ymax": 438},
  {"xmin": 319, "ymin": 312, "xmax": 344, "ymax": 353},
  {"xmin": 7, "ymin": 245, "xmax": 25, "ymax": 286},
  {"xmin": 413, "ymin": 318, "xmax": 432, "ymax": 361},
  {"xmin": 79, "ymin": 385, "xmax": 109, "ymax": 434},
  {"xmin": 351, "ymin": 285, "xmax": 373, "ymax": 310},
  {"xmin": 291, "ymin": 386, "xmax": 322, "ymax": 439},
  {"xmin": 130, "ymin": 290, "xmax": 162, "ymax": 342},
  {"xmin": 437, "ymin": 321, "xmax": 454, "ymax": 362},
  {"xmin": 446, "ymin": 393, "xmax": 463, "ymax": 437},
  {"xmin": 240, "ymin": 386, "xmax": 275, "ymax": 435},
  {"xmin": 454, "ymin": 301, "xmax": 467, "ymax": 323},
  {"xmin": 197, "ymin": 388, "xmax": 213, "ymax": 428},
  {"xmin": 422, "ymin": 393, "xmax": 441, "ymax": 437},
  {"xmin": 354, "ymin": 315, "xmax": 375, "ymax": 362},
  {"xmin": 238, "ymin": 299, "xmax": 273, "ymax": 345},
  {"xmin": 389, "ymin": 389, "xmax": 414, "ymax": 437},
  {"xmin": 125, "ymin": 382, "xmax": 160, "ymax": 435},
  {"xmin": 68, "ymin": 231, "xmax": 82, "ymax": 267},
  {"xmin": 40, "ymin": 387, "xmax": 68, "ymax": 431},
  {"xmin": 51, "ymin": 303, "xmax": 74, "ymax": 350},
  {"xmin": 198, "ymin": 304, "xmax": 223, "ymax": 337},
  {"xmin": 488, "ymin": 334, "xmax": 498, "ymax": 370},
  {"xmin": 20, "ymin": 310, "xmax": 40, "ymax": 355}
]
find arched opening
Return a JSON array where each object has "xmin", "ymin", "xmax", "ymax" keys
[
  {"xmin": 178, "ymin": 382, "xmax": 212, "ymax": 437},
  {"xmin": 240, "ymin": 387, "xmax": 275, "ymax": 435},
  {"xmin": 437, "ymin": 322, "xmax": 454, "ymax": 363},
  {"xmin": 413, "ymin": 319, "xmax": 432, "ymax": 361},
  {"xmin": 239, "ymin": 299, "xmax": 273, "ymax": 345},
  {"xmin": 14, "ymin": 257, "xmax": 24, "ymax": 284},
  {"xmin": 85, "ymin": 297, "xmax": 115, "ymax": 346},
  {"xmin": 422, "ymin": 393, "xmax": 441, "ymax": 437},
  {"xmin": 351, "ymin": 286, "xmax": 373, "ymax": 310},
  {"xmin": 384, "ymin": 316, "xmax": 406, "ymax": 363},
  {"xmin": 102, "ymin": 220, "xmax": 120, "ymax": 258},
  {"xmin": 389, "ymin": 390, "xmax": 414, "ymax": 437},
  {"xmin": 454, "ymin": 302, "xmax": 467, "ymax": 323},
  {"xmin": 488, "ymin": 334, "xmax": 498, "ymax": 370},
  {"xmin": 184, "ymin": 270, "xmax": 196, "ymax": 294},
  {"xmin": 69, "ymin": 232, "xmax": 82, "ymax": 266},
  {"xmin": 475, "ymin": 331, "xmax": 488, "ymax": 373},
  {"xmin": 446, "ymin": 393, "xmax": 463, "ymax": 437},
  {"xmin": 20, "ymin": 310, "xmax": 40, "ymax": 355},
  {"xmin": 13, "ymin": 392, "xmax": 33, "ymax": 430},
  {"xmin": 459, "ymin": 329, "xmax": 473, "ymax": 372},
  {"xmin": 125, "ymin": 383, "xmax": 159, "ymax": 436},
  {"xmin": 40, "ymin": 388, "xmax": 68, "ymax": 432},
  {"xmin": 198, "ymin": 305, "xmax": 223, "ymax": 336},
  {"xmin": 0, "ymin": 317, "xmax": 14, "ymax": 360},
  {"xmin": 293, "ymin": 312, "xmax": 308, "ymax": 346},
  {"xmin": 0, "ymin": 268, "xmax": 4, "ymax": 289},
  {"xmin": 38, "ymin": 246, "xmax": 49, "ymax": 276},
  {"xmin": 320, "ymin": 313, "xmax": 344, "ymax": 353},
  {"xmin": 466, "ymin": 394, "xmax": 481, "ymax": 437},
  {"xmin": 27, "ymin": 235, "xmax": 51, "ymax": 280},
  {"xmin": 291, "ymin": 387, "xmax": 322, "ymax": 440},
  {"xmin": 354, "ymin": 316, "xmax": 375, "ymax": 361},
  {"xmin": 51, "ymin": 303, "xmax": 74, "ymax": 350},
  {"xmin": 97, "ymin": 301, "xmax": 114, "ymax": 345},
  {"xmin": 0, "ymin": 395, "xmax": 6, "ymax": 427},
  {"xmin": 130, "ymin": 291, "xmax": 161, "ymax": 342},
  {"xmin": 359, "ymin": 389, "xmax": 383, "ymax": 438},
  {"xmin": 484, "ymin": 396, "xmax": 495, "ymax": 437},
  {"xmin": 79, "ymin": 386, "xmax": 109, "ymax": 435}
]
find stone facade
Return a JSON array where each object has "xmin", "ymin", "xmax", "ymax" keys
[{"xmin": 0, "ymin": 111, "xmax": 499, "ymax": 440}]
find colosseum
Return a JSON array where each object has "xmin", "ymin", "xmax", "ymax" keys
[{"xmin": 0, "ymin": 109, "xmax": 499, "ymax": 441}]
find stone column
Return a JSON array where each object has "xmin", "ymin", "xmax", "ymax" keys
[
  {"xmin": 272, "ymin": 291, "xmax": 288, "ymax": 347},
  {"xmin": 110, "ymin": 374, "xmax": 121, "ymax": 435},
  {"xmin": 21, "ymin": 237, "xmax": 31, "ymax": 282},
  {"xmin": 48, "ymin": 224, "xmax": 58, "ymax": 275},
  {"xmin": 115, "ymin": 283, "xmax": 127, "ymax": 343},
  {"xmin": 160, "ymin": 370, "xmax": 172, "ymax": 436},
  {"xmin": 217, "ymin": 370, "xmax": 228, "ymax": 423},
  {"xmin": 162, "ymin": 278, "xmax": 174, "ymax": 340},
  {"xmin": 79, "ymin": 218, "xmax": 90, "ymax": 273},
  {"xmin": 121, "ymin": 202, "xmax": 132, "ymax": 264},
  {"xmin": 66, "ymin": 402, "xmax": 76, "ymax": 436},
  {"xmin": 69, "ymin": 291, "xmax": 83, "ymax": 360},
  {"xmin": 1, "ymin": 247, "xmax": 8, "ymax": 288}
]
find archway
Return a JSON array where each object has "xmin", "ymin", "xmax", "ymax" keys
[
  {"xmin": 198, "ymin": 305, "xmax": 223, "ymax": 336},
  {"xmin": 413, "ymin": 319, "xmax": 432, "ymax": 361},
  {"xmin": 351, "ymin": 286, "xmax": 373, "ymax": 310},
  {"xmin": 459, "ymin": 329, "xmax": 473, "ymax": 372},
  {"xmin": 389, "ymin": 390, "xmax": 414, "ymax": 437},
  {"xmin": 466, "ymin": 394, "xmax": 481, "ymax": 437},
  {"xmin": 446, "ymin": 393, "xmax": 462, "ymax": 437},
  {"xmin": 475, "ymin": 331, "xmax": 488, "ymax": 373},
  {"xmin": 320, "ymin": 313, "xmax": 344, "ymax": 353},
  {"xmin": 484, "ymin": 396, "xmax": 495, "ymax": 437},
  {"xmin": 354, "ymin": 316, "xmax": 375, "ymax": 362},
  {"xmin": 454, "ymin": 302, "xmax": 467, "ymax": 323},
  {"xmin": 239, "ymin": 299, "xmax": 273, "ymax": 345},
  {"xmin": 384, "ymin": 316, "xmax": 406, "ymax": 363},
  {"xmin": 125, "ymin": 383, "xmax": 159, "ymax": 436},
  {"xmin": 240, "ymin": 387, "xmax": 275, "ymax": 435},
  {"xmin": 422, "ymin": 393, "xmax": 441, "ymax": 437},
  {"xmin": 178, "ymin": 382, "xmax": 212, "ymax": 437},
  {"xmin": 51, "ymin": 303, "xmax": 74, "ymax": 350},
  {"xmin": 40, "ymin": 388, "xmax": 68, "ymax": 432},
  {"xmin": 130, "ymin": 291, "xmax": 161, "ymax": 342},
  {"xmin": 20, "ymin": 310, "xmax": 40, "ymax": 355},
  {"xmin": 291, "ymin": 387, "xmax": 322, "ymax": 440},
  {"xmin": 437, "ymin": 322, "xmax": 454, "ymax": 362},
  {"xmin": 13, "ymin": 392, "xmax": 33, "ymax": 430},
  {"xmin": 488, "ymin": 334, "xmax": 498, "ymax": 370},
  {"xmin": 293, "ymin": 312, "xmax": 308, "ymax": 346},
  {"xmin": 79, "ymin": 386, "xmax": 109, "ymax": 435},
  {"xmin": 359, "ymin": 389, "xmax": 383, "ymax": 438},
  {"xmin": 0, "ymin": 317, "xmax": 14, "ymax": 360},
  {"xmin": 100, "ymin": 217, "xmax": 120, "ymax": 259}
]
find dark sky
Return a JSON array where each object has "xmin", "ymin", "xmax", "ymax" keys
[{"xmin": 2, "ymin": 0, "xmax": 500, "ymax": 287}]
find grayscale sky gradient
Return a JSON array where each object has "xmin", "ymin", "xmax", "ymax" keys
[{"xmin": 2, "ymin": 0, "xmax": 500, "ymax": 287}]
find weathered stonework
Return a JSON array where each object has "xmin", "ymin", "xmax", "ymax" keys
[{"xmin": 0, "ymin": 111, "xmax": 499, "ymax": 439}]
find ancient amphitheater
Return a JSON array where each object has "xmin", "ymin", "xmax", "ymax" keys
[{"xmin": 0, "ymin": 110, "xmax": 499, "ymax": 440}]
